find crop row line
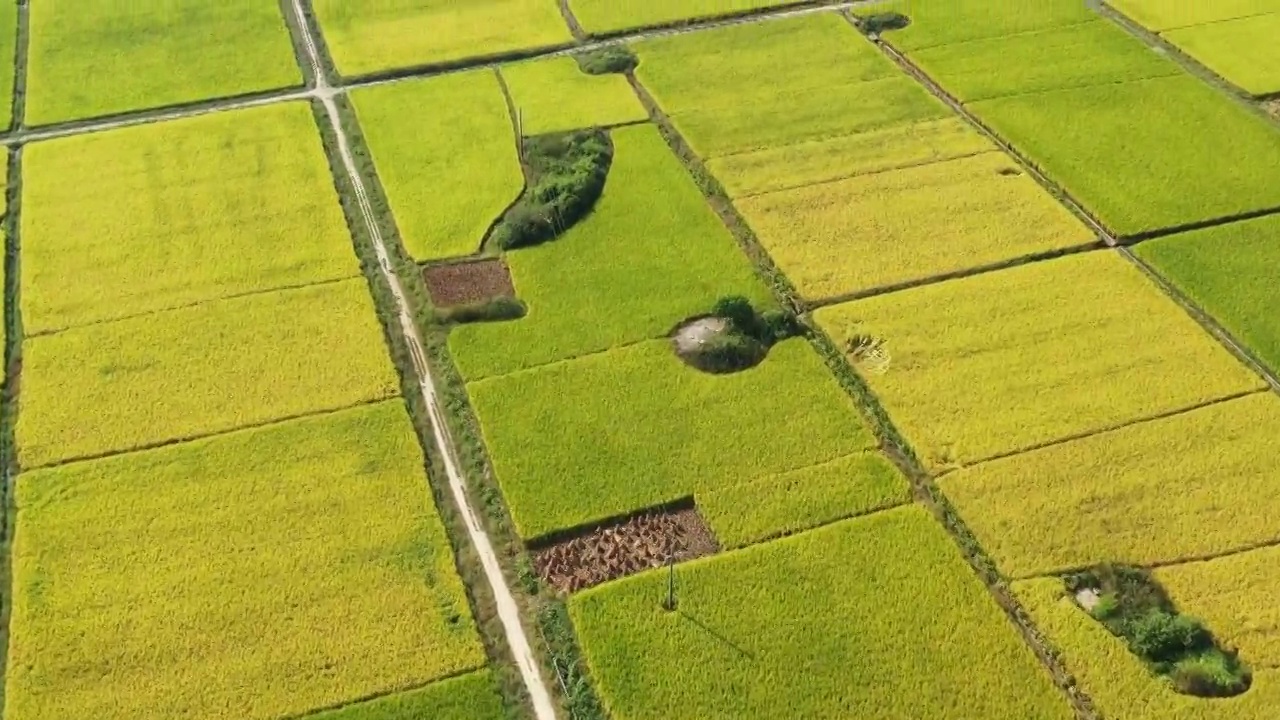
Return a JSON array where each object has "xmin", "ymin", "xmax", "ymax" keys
[{"xmin": 0, "ymin": 1, "xmax": 869, "ymax": 148}]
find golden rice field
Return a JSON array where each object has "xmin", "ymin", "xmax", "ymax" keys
[
  {"xmin": 739, "ymin": 151, "xmax": 1094, "ymax": 300},
  {"xmin": 17, "ymin": 279, "xmax": 398, "ymax": 468},
  {"xmin": 25, "ymin": 0, "xmax": 300, "ymax": 125},
  {"xmin": 813, "ymin": 251, "xmax": 1265, "ymax": 471},
  {"xmin": 1016, "ymin": 578, "xmax": 1280, "ymax": 720},
  {"xmin": 312, "ymin": 0, "xmax": 572, "ymax": 77},
  {"xmin": 499, "ymin": 56, "xmax": 648, "ymax": 135},
  {"xmin": 309, "ymin": 670, "xmax": 506, "ymax": 720},
  {"xmin": 21, "ymin": 102, "xmax": 357, "ymax": 335},
  {"xmin": 351, "ymin": 71, "xmax": 523, "ymax": 260},
  {"xmin": 7, "ymin": 401, "xmax": 485, "ymax": 720},
  {"xmin": 941, "ymin": 392, "xmax": 1280, "ymax": 578}
]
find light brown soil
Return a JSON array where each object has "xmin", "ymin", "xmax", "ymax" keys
[
  {"xmin": 422, "ymin": 258, "xmax": 515, "ymax": 307},
  {"xmin": 534, "ymin": 507, "xmax": 719, "ymax": 594},
  {"xmin": 1265, "ymin": 99, "xmax": 1280, "ymax": 120}
]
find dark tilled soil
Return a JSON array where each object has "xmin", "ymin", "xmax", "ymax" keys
[
  {"xmin": 422, "ymin": 258, "xmax": 515, "ymax": 307},
  {"xmin": 534, "ymin": 508, "xmax": 720, "ymax": 594}
]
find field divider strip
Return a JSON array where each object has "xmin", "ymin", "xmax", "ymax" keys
[
  {"xmin": 23, "ymin": 273, "xmax": 363, "ymax": 340},
  {"xmin": 556, "ymin": 0, "xmax": 588, "ymax": 42},
  {"xmin": 0, "ymin": 142, "xmax": 24, "ymax": 718},
  {"xmin": 284, "ymin": 1, "xmax": 558, "ymax": 716},
  {"xmin": 283, "ymin": 666, "xmax": 491, "ymax": 720},
  {"xmin": 1013, "ymin": 534, "xmax": 1280, "ymax": 582},
  {"xmin": 731, "ymin": 147, "xmax": 1002, "ymax": 200},
  {"xmin": 466, "ymin": 336, "xmax": 658, "ymax": 386}
]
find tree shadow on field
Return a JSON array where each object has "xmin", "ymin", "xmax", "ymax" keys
[{"xmin": 676, "ymin": 610, "xmax": 755, "ymax": 660}]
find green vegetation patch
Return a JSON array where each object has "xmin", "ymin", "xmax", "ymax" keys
[
  {"xmin": 738, "ymin": 151, "xmax": 1094, "ymax": 301},
  {"xmin": 17, "ymin": 280, "xmax": 399, "ymax": 468},
  {"xmin": 1164, "ymin": 13, "xmax": 1280, "ymax": 96},
  {"xmin": 1108, "ymin": 0, "xmax": 1280, "ymax": 31},
  {"xmin": 570, "ymin": 506, "xmax": 1074, "ymax": 719},
  {"xmin": 312, "ymin": 0, "xmax": 573, "ymax": 77},
  {"xmin": 0, "ymin": 2, "xmax": 15, "ymax": 130},
  {"xmin": 1136, "ymin": 214, "xmax": 1280, "ymax": 374},
  {"xmin": 26, "ymin": 0, "xmax": 299, "ymax": 125},
  {"xmin": 813, "ymin": 251, "xmax": 1265, "ymax": 472},
  {"xmin": 352, "ymin": 71, "xmax": 523, "ymax": 260},
  {"xmin": 873, "ymin": 0, "xmax": 1096, "ymax": 50},
  {"xmin": 570, "ymin": 0, "xmax": 806, "ymax": 34},
  {"xmin": 450, "ymin": 125, "xmax": 771, "ymax": 381},
  {"xmin": 487, "ymin": 130, "xmax": 611, "ymax": 251},
  {"xmin": 469, "ymin": 339, "xmax": 874, "ymax": 539},
  {"xmin": 309, "ymin": 670, "xmax": 505, "ymax": 720},
  {"xmin": 972, "ymin": 75, "xmax": 1280, "ymax": 236},
  {"xmin": 22, "ymin": 103, "xmax": 357, "ymax": 335},
  {"xmin": 8, "ymin": 402, "xmax": 484, "ymax": 720},
  {"xmin": 501, "ymin": 55, "xmax": 648, "ymax": 135},
  {"xmin": 698, "ymin": 452, "xmax": 909, "ymax": 549},
  {"xmin": 911, "ymin": 21, "xmax": 1180, "ymax": 101},
  {"xmin": 708, "ymin": 117, "xmax": 993, "ymax": 198},
  {"xmin": 941, "ymin": 392, "xmax": 1280, "ymax": 578}
]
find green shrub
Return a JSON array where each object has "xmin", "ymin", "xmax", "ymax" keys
[
  {"xmin": 862, "ymin": 12, "xmax": 910, "ymax": 34},
  {"xmin": 435, "ymin": 297, "xmax": 527, "ymax": 325},
  {"xmin": 1090, "ymin": 592, "xmax": 1119, "ymax": 621},
  {"xmin": 574, "ymin": 45, "xmax": 639, "ymax": 75},
  {"xmin": 691, "ymin": 332, "xmax": 767, "ymax": 374},
  {"xmin": 490, "ymin": 130, "xmax": 613, "ymax": 251},
  {"xmin": 712, "ymin": 296, "xmax": 759, "ymax": 335},
  {"xmin": 1171, "ymin": 653, "xmax": 1252, "ymax": 697},
  {"xmin": 1126, "ymin": 611, "xmax": 1210, "ymax": 664}
]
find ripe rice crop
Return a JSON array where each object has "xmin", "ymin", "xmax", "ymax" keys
[
  {"xmin": 972, "ymin": 75, "xmax": 1280, "ymax": 236},
  {"xmin": 468, "ymin": 339, "xmax": 874, "ymax": 539},
  {"xmin": 1016, "ymin": 578, "xmax": 1280, "ymax": 719},
  {"xmin": 1136, "ymin": 214, "xmax": 1280, "ymax": 374},
  {"xmin": 709, "ymin": 117, "xmax": 992, "ymax": 198},
  {"xmin": 1164, "ymin": 14, "xmax": 1280, "ymax": 96},
  {"xmin": 0, "ymin": 2, "xmax": 14, "ymax": 130},
  {"xmin": 308, "ymin": 670, "xmax": 505, "ymax": 720},
  {"xmin": 571, "ymin": 506, "xmax": 1074, "ymax": 719},
  {"xmin": 941, "ymin": 392, "xmax": 1280, "ymax": 578},
  {"xmin": 813, "ymin": 251, "xmax": 1265, "ymax": 471},
  {"xmin": 26, "ymin": 0, "xmax": 299, "ymax": 125},
  {"xmin": 22, "ymin": 103, "xmax": 358, "ymax": 335},
  {"xmin": 352, "ymin": 71, "xmax": 523, "ymax": 260},
  {"xmin": 570, "ymin": 0, "xmax": 805, "ymax": 34},
  {"xmin": 499, "ymin": 56, "xmax": 648, "ymax": 135},
  {"xmin": 18, "ymin": 279, "xmax": 399, "ymax": 468},
  {"xmin": 1107, "ymin": 0, "xmax": 1279, "ymax": 31},
  {"xmin": 312, "ymin": 0, "xmax": 572, "ymax": 77},
  {"xmin": 8, "ymin": 401, "xmax": 485, "ymax": 720},
  {"xmin": 873, "ymin": 0, "xmax": 1095, "ymax": 51},
  {"xmin": 910, "ymin": 21, "xmax": 1180, "ymax": 102},
  {"xmin": 738, "ymin": 151, "xmax": 1093, "ymax": 301},
  {"xmin": 449, "ymin": 125, "xmax": 771, "ymax": 381},
  {"xmin": 697, "ymin": 452, "xmax": 910, "ymax": 549}
]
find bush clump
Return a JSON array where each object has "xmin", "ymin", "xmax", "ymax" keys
[
  {"xmin": 574, "ymin": 45, "xmax": 638, "ymax": 75},
  {"xmin": 675, "ymin": 297, "xmax": 802, "ymax": 374},
  {"xmin": 862, "ymin": 12, "xmax": 910, "ymax": 34},
  {"xmin": 434, "ymin": 296, "xmax": 527, "ymax": 325},
  {"xmin": 1065, "ymin": 564, "xmax": 1251, "ymax": 697},
  {"xmin": 489, "ymin": 130, "xmax": 613, "ymax": 251}
]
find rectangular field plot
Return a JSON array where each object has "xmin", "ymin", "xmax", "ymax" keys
[
  {"xmin": 468, "ymin": 339, "xmax": 874, "ymax": 539},
  {"xmin": 738, "ymin": 151, "xmax": 1094, "ymax": 301},
  {"xmin": 449, "ymin": 125, "xmax": 771, "ymax": 381},
  {"xmin": 26, "ymin": 0, "xmax": 299, "ymax": 125},
  {"xmin": 1156, "ymin": 546, "xmax": 1280, "ymax": 669},
  {"xmin": 7, "ymin": 401, "xmax": 485, "ymax": 720},
  {"xmin": 312, "ymin": 0, "xmax": 572, "ymax": 77},
  {"xmin": 910, "ymin": 21, "xmax": 1180, "ymax": 102},
  {"xmin": 709, "ymin": 117, "xmax": 992, "ymax": 198},
  {"xmin": 499, "ymin": 56, "xmax": 647, "ymax": 135},
  {"xmin": 1016, "ymin": 577, "xmax": 1280, "ymax": 720},
  {"xmin": 1136, "ymin": 214, "xmax": 1280, "ymax": 374},
  {"xmin": 1165, "ymin": 13, "xmax": 1280, "ymax": 96},
  {"xmin": 0, "ymin": 2, "xmax": 14, "ymax": 130},
  {"xmin": 813, "ymin": 251, "xmax": 1265, "ymax": 471},
  {"xmin": 570, "ymin": 506, "xmax": 1073, "ymax": 720},
  {"xmin": 972, "ymin": 75, "xmax": 1280, "ymax": 236},
  {"xmin": 309, "ymin": 670, "xmax": 505, "ymax": 720},
  {"xmin": 17, "ymin": 279, "xmax": 398, "ymax": 468},
  {"xmin": 353, "ymin": 71, "xmax": 522, "ymax": 261},
  {"xmin": 1107, "ymin": 0, "xmax": 1280, "ymax": 30},
  {"xmin": 570, "ymin": 0, "xmax": 801, "ymax": 34},
  {"xmin": 941, "ymin": 392, "xmax": 1280, "ymax": 578},
  {"xmin": 875, "ymin": 0, "xmax": 1096, "ymax": 51},
  {"xmin": 22, "ymin": 103, "xmax": 357, "ymax": 335}
]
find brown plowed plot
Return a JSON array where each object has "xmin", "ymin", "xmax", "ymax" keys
[
  {"xmin": 534, "ymin": 507, "xmax": 719, "ymax": 593},
  {"xmin": 423, "ymin": 258, "xmax": 516, "ymax": 307}
]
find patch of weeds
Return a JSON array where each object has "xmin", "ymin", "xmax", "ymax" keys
[
  {"xmin": 674, "ymin": 296, "xmax": 800, "ymax": 374},
  {"xmin": 488, "ymin": 130, "xmax": 612, "ymax": 251},
  {"xmin": 433, "ymin": 297, "xmax": 527, "ymax": 325},
  {"xmin": 574, "ymin": 45, "xmax": 638, "ymax": 75},
  {"xmin": 1065, "ymin": 564, "xmax": 1251, "ymax": 697},
  {"xmin": 861, "ymin": 12, "xmax": 911, "ymax": 35}
]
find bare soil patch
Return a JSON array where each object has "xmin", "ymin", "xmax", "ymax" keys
[
  {"xmin": 534, "ymin": 506, "xmax": 719, "ymax": 594},
  {"xmin": 1265, "ymin": 99, "xmax": 1280, "ymax": 120},
  {"xmin": 422, "ymin": 257, "xmax": 515, "ymax": 307}
]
